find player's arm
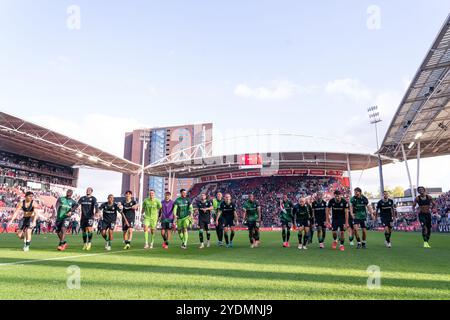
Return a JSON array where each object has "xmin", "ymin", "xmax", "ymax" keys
[
  {"xmin": 292, "ymin": 205, "xmax": 297, "ymax": 229},
  {"xmin": 215, "ymin": 202, "xmax": 223, "ymax": 224},
  {"xmin": 349, "ymin": 201, "xmax": 355, "ymax": 219},
  {"xmin": 98, "ymin": 203, "xmax": 105, "ymax": 219},
  {"xmin": 55, "ymin": 198, "xmax": 62, "ymax": 214},
  {"xmin": 308, "ymin": 205, "xmax": 313, "ymax": 222},
  {"xmin": 375, "ymin": 201, "xmax": 381, "ymax": 219},
  {"xmin": 68, "ymin": 201, "xmax": 78, "ymax": 217},
  {"xmin": 76, "ymin": 198, "xmax": 82, "ymax": 211},
  {"xmin": 257, "ymin": 204, "xmax": 262, "ymax": 224},
  {"xmin": 215, "ymin": 209, "xmax": 221, "ymax": 225},
  {"xmin": 118, "ymin": 203, "xmax": 130, "ymax": 226},
  {"xmin": 30, "ymin": 202, "xmax": 41, "ymax": 225},
  {"xmin": 430, "ymin": 196, "xmax": 437, "ymax": 214},
  {"xmin": 189, "ymin": 203, "xmax": 194, "ymax": 219},
  {"xmin": 233, "ymin": 207, "xmax": 238, "ymax": 224},
  {"xmin": 325, "ymin": 206, "xmax": 331, "ymax": 225},
  {"xmin": 412, "ymin": 197, "xmax": 418, "ymax": 214},
  {"xmin": 172, "ymin": 203, "xmax": 178, "ymax": 224},
  {"xmin": 280, "ymin": 200, "xmax": 287, "ymax": 213},
  {"xmin": 345, "ymin": 208, "xmax": 349, "ymax": 228}
]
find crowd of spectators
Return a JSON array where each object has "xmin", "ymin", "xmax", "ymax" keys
[
  {"xmin": 190, "ymin": 178, "xmax": 450, "ymax": 232},
  {"xmin": 0, "ymin": 151, "xmax": 75, "ymax": 186},
  {"xmin": 190, "ymin": 176, "xmax": 350, "ymax": 227},
  {"xmin": 0, "ymin": 185, "xmax": 85, "ymax": 234}
]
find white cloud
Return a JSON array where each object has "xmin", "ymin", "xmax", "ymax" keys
[
  {"xmin": 325, "ymin": 78, "xmax": 372, "ymax": 101},
  {"xmin": 48, "ymin": 56, "xmax": 72, "ymax": 71},
  {"xmin": 29, "ymin": 114, "xmax": 146, "ymax": 200},
  {"xmin": 234, "ymin": 81, "xmax": 317, "ymax": 100},
  {"xmin": 30, "ymin": 113, "xmax": 145, "ymax": 156}
]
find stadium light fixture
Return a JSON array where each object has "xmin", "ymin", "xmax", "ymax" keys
[
  {"xmin": 367, "ymin": 105, "xmax": 384, "ymax": 196},
  {"xmin": 408, "ymin": 142, "xmax": 415, "ymax": 149},
  {"xmin": 89, "ymin": 156, "xmax": 99, "ymax": 162},
  {"xmin": 414, "ymin": 132, "xmax": 423, "ymax": 140},
  {"xmin": 76, "ymin": 152, "xmax": 83, "ymax": 158}
]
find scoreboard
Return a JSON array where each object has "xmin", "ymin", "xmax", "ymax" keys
[{"xmin": 239, "ymin": 153, "xmax": 263, "ymax": 169}]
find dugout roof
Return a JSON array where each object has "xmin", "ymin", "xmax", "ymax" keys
[
  {"xmin": 0, "ymin": 111, "xmax": 141, "ymax": 174},
  {"xmin": 379, "ymin": 14, "xmax": 450, "ymax": 160}
]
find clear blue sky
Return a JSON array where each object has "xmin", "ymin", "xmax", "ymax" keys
[{"xmin": 1, "ymin": 1, "xmax": 449, "ymax": 199}]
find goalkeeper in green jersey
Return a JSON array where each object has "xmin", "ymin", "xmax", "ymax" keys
[
  {"xmin": 173, "ymin": 189, "xmax": 194, "ymax": 249},
  {"xmin": 212, "ymin": 192, "xmax": 224, "ymax": 246},
  {"xmin": 142, "ymin": 190, "xmax": 162, "ymax": 249}
]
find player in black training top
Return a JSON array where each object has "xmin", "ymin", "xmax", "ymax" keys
[
  {"xmin": 77, "ymin": 187, "xmax": 99, "ymax": 251},
  {"xmin": 312, "ymin": 192, "xmax": 327, "ymax": 249},
  {"xmin": 412, "ymin": 186, "xmax": 436, "ymax": 248},
  {"xmin": 216, "ymin": 193, "xmax": 238, "ymax": 248},
  {"xmin": 99, "ymin": 194, "xmax": 127, "ymax": 251},
  {"xmin": 293, "ymin": 198, "xmax": 312, "ymax": 250},
  {"xmin": 195, "ymin": 193, "xmax": 214, "ymax": 249},
  {"xmin": 121, "ymin": 190, "xmax": 138, "ymax": 250},
  {"xmin": 326, "ymin": 190, "xmax": 349, "ymax": 251},
  {"xmin": 376, "ymin": 191, "xmax": 396, "ymax": 248}
]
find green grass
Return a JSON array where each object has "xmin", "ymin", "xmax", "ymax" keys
[{"xmin": 0, "ymin": 231, "xmax": 449, "ymax": 300}]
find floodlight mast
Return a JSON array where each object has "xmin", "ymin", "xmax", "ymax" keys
[
  {"xmin": 368, "ymin": 106, "xmax": 385, "ymax": 197},
  {"xmin": 138, "ymin": 130, "xmax": 151, "ymax": 227}
]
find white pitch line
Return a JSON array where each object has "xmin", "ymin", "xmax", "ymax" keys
[{"xmin": 0, "ymin": 248, "xmax": 145, "ymax": 267}]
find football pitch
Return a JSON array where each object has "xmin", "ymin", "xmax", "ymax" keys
[{"xmin": 0, "ymin": 231, "xmax": 449, "ymax": 300}]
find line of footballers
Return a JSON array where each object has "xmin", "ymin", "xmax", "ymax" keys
[{"xmin": 6, "ymin": 185, "xmax": 437, "ymax": 252}]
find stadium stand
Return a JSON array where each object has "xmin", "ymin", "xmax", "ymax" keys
[
  {"xmin": 0, "ymin": 150, "xmax": 75, "ymax": 186},
  {"xmin": 0, "ymin": 185, "xmax": 83, "ymax": 234},
  {"xmin": 189, "ymin": 176, "xmax": 350, "ymax": 227}
]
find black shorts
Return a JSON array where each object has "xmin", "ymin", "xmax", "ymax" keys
[
  {"xmin": 216, "ymin": 216, "xmax": 225, "ymax": 226},
  {"xmin": 18, "ymin": 217, "xmax": 32, "ymax": 231},
  {"xmin": 122, "ymin": 220, "xmax": 135, "ymax": 231},
  {"xmin": 419, "ymin": 214, "xmax": 432, "ymax": 229},
  {"xmin": 296, "ymin": 219, "xmax": 310, "ymax": 228},
  {"xmin": 123, "ymin": 214, "xmax": 135, "ymax": 227},
  {"xmin": 55, "ymin": 218, "xmax": 71, "ymax": 232},
  {"xmin": 198, "ymin": 219, "xmax": 210, "ymax": 230},
  {"xmin": 247, "ymin": 221, "xmax": 259, "ymax": 230},
  {"xmin": 348, "ymin": 217, "xmax": 354, "ymax": 229},
  {"xmin": 223, "ymin": 216, "xmax": 235, "ymax": 228},
  {"xmin": 315, "ymin": 219, "xmax": 326, "ymax": 229},
  {"xmin": 381, "ymin": 217, "xmax": 393, "ymax": 228},
  {"xmin": 80, "ymin": 218, "xmax": 95, "ymax": 229},
  {"xmin": 161, "ymin": 221, "xmax": 174, "ymax": 230},
  {"xmin": 281, "ymin": 221, "xmax": 292, "ymax": 229},
  {"xmin": 332, "ymin": 219, "xmax": 346, "ymax": 232},
  {"xmin": 354, "ymin": 219, "xmax": 367, "ymax": 229},
  {"xmin": 100, "ymin": 220, "xmax": 116, "ymax": 231}
]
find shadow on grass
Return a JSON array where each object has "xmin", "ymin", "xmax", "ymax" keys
[
  {"xmin": 0, "ymin": 256, "xmax": 449, "ymax": 292},
  {"xmin": 0, "ymin": 272, "xmax": 448, "ymax": 300}
]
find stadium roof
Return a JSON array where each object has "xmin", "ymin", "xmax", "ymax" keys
[
  {"xmin": 143, "ymin": 149, "xmax": 390, "ymax": 178},
  {"xmin": 379, "ymin": 14, "xmax": 450, "ymax": 160},
  {"xmin": 0, "ymin": 111, "xmax": 141, "ymax": 175}
]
